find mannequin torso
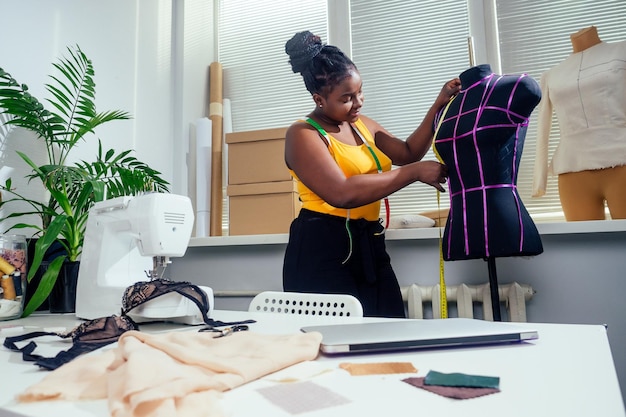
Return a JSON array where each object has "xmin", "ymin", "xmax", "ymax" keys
[
  {"xmin": 434, "ymin": 64, "xmax": 543, "ymax": 260},
  {"xmin": 533, "ymin": 27, "xmax": 626, "ymax": 220}
]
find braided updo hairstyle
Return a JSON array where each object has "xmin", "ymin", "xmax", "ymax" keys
[{"xmin": 285, "ymin": 31, "xmax": 358, "ymax": 96}]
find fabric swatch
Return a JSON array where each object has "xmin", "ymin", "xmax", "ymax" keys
[
  {"xmin": 424, "ymin": 370, "xmax": 500, "ymax": 389},
  {"xmin": 403, "ymin": 377, "xmax": 500, "ymax": 400},
  {"xmin": 339, "ymin": 362, "xmax": 417, "ymax": 376},
  {"xmin": 257, "ymin": 380, "xmax": 350, "ymax": 414}
]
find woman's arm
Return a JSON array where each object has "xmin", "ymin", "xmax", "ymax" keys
[
  {"xmin": 285, "ymin": 121, "xmax": 449, "ymax": 209},
  {"xmin": 364, "ymin": 78, "xmax": 461, "ymax": 166}
]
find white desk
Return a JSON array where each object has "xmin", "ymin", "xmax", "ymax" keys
[{"xmin": 1, "ymin": 310, "xmax": 624, "ymax": 417}]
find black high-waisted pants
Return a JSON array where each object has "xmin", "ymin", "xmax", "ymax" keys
[{"xmin": 283, "ymin": 209, "xmax": 405, "ymax": 318}]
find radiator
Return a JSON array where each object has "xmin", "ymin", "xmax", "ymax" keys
[{"xmin": 401, "ymin": 282, "xmax": 535, "ymax": 322}]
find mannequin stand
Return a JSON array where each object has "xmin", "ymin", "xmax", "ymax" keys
[{"xmin": 486, "ymin": 256, "xmax": 502, "ymax": 321}]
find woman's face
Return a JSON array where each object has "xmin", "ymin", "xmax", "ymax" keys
[{"xmin": 320, "ymin": 70, "xmax": 364, "ymax": 123}]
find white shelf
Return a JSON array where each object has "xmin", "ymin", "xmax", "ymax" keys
[
  {"xmin": 189, "ymin": 233, "xmax": 289, "ymax": 247},
  {"xmin": 188, "ymin": 219, "xmax": 626, "ymax": 248}
]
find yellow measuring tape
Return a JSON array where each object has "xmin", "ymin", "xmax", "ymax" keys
[{"xmin": 431, "ymin": 97, "xmax": 455, "ymax": 319}]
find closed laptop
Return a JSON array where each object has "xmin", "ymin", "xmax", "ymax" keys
[{"xmin": 301, "ymin": 318, "xmax": 538, "ymax": 354}]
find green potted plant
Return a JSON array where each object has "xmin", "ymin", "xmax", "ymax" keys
[{"xmin": 0, "ymin": 45, "xmax": 169, "ymax": 317}]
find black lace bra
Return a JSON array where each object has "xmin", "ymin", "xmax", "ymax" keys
[{"xmin": 4, "ymin": 279, "xmax": 255, "ymax": 370}]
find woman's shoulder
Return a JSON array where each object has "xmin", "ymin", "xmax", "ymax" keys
[
  {"xmin": 286, "ymin": 119, "xmax": 312, "ymax": 136},
  {"xmin": 288, "ymin": 118, "xmax": 309, "ymax": 127},
  {"xmin": 286, "ymin": 118, "xmax": 331, "ymax": 147}
]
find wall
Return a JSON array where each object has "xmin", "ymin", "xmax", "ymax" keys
[
  {"xmin": 0, "ymin": 0, "xmax": 215, "ymax": 201},
  {"xmin": 1, "ymin": 1, "xmax": 156, "ymax": 169},
  {"xmin": 170, "ymin": 222, "xmax": 626, "ymax": 403}
]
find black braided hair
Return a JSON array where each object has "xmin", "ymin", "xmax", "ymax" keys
[{"xmin": 285, "ymin": 31, "xmax": 357, "ymax": 96}]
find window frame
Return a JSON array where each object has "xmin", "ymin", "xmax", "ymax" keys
[{"xmin": 216, "ymin": 0, "xmax": 626, "ymax": 229}]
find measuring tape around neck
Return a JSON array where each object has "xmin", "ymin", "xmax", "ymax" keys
[{"xmin": 305, "ymin": 117, "xmax": 390, "ymax": 229}]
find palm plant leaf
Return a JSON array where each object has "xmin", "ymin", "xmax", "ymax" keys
[
  {"xmin": 42, "ymin": 46, "xmax": 130, "ymax": 164},
  {"xmin": 74, "ymin": 140, "xmax": 169, "ymax": 198},
  {"xmin": 26, "ymin": 215, "xmax": 68, "ymax": 281},
  {"xmin": 0, "ymin": 71, "xmax": 56, "ymax": 143}
]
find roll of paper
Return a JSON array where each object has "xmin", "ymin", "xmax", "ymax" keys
[
  {"xmin": 187, "ymin": 122, "xmax": 197, "ymax": 222},
  {"xmin": 195, "ymin": 117, "xmax": 212, "ymax": 238},
  {"xmin": 209, "ymin": 62, "xmax": 224, "ymax": 236},
  {"xmin": 223, "ymin": 98, "xmax": 233, "ymax": 135},
  {"xmin": 222, "ymin": 98, "xmax": 233, "ymax": 198}
]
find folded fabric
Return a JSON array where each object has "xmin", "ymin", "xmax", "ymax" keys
[
  {"xmin": 18, "ymin": 330, "xmax": 322, "ymax": 417},
  {"xmin": 424, "ymin": 370, "xmax": 500, "ymax": 389},
  {"xmin": 403, "ymin": 377, "xmax": 500, "ymax": 400}
]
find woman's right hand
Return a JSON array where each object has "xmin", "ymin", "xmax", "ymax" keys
[{"xmin": 413, "ymin": 160, "xmax": 449, "ymax": 192}]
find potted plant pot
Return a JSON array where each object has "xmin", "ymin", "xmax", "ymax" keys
[{"xmin": 48, "ymin": 261, "xmax": 80, "ymax": 313}]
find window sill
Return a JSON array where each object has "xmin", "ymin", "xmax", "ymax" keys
[{"xmin": 188, "ymin": 219, "xmax": 626, "ymax": 248}]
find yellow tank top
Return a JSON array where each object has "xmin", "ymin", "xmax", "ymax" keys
[{"xmin": 289, "ymin": 118, "xmax": 392, "ymax": 221}]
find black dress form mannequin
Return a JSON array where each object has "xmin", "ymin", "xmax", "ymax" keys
[{"xmin": 434, "ymin": 64, "xmax": 543, "ymax": 320}]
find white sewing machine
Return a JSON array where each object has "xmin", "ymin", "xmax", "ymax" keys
[{"xmin": 75, "ymin": 193, "xmax": 213, "ymax": 324}]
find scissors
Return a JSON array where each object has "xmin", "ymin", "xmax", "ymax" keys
[{"xmin": 199, "ymin": 324, "xmax": 249, "ymax": 337}]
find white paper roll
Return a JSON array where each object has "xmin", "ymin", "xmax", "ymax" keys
[
  {"xmin": 222, "ymin": 98, "xmax": 233, "ymax": 190},
  {"xmin": 187, "ymin": 123, "xmax": 197, "ymax": 216},
  {"xmin": 195, "ymin": 117, "xmax": 212, "ymax": 237},
  {"xmin": 223, "ymin": 98, "xmax": 233, "ymax": 134}
]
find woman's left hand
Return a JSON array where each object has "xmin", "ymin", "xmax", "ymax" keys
[{"xmin": 435, "ymin": 78, "xmax": 461, "ymax": 108}]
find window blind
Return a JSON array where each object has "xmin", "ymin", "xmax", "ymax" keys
[
  {"xmin": 350, "ymin": 0, "xmax": 471, "ymax": 217},
  {"xmin": 217, "ymin": 0, "xmax": 327, "ymax": 132},
  {"xmin": 217, "ymin": 0, "xmax": 626, "ymax": 227},
  {"xmin": 217, "ymin": 0, "xmax": 326, "ymax": 231}
]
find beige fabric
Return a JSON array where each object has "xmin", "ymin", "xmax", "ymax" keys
[{"xmin": 18, "ymin": 330, "xmax": 322, "ymax": 417}]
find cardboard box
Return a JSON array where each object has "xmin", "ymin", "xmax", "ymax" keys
[
  {"xmin": 227, "ymin": 180, "xmax": 301, "ymax": 235},
  {"xmin": 226, "ymin": 127, "xmax": 290, "ymax": 185}
]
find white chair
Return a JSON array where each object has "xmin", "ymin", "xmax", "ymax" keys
[{"xmin": 248, "ymin": 291, "xmax": 363, "ymax": 317}]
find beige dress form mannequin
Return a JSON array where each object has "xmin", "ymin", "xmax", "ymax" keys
[{"xmin": 533, "ymin": 26, "xmax": 626, "ymax": 221}]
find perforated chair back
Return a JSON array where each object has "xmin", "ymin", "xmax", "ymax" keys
[{"xmin": 248, "ymin": 291, "xmax": 364, "ymax": 317}]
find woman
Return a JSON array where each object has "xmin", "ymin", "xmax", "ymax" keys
[{"xmin": 282, "ymin": 31, "xmax": 460, "ymax": 317}]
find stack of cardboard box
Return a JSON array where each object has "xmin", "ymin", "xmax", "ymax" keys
[{"xmin": 226, "ymin": 127, "xmax": 301, "ymax": 235}]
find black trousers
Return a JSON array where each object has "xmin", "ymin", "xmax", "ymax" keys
[{"xmin": 283, "ymin": 209, "xmax": 405, "ymax": 318}]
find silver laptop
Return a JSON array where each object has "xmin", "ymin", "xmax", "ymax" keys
[{"xmin": 301, "ymin": 318, "xmax": 538, "ymax": 354}]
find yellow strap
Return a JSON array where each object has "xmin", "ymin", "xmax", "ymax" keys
[
  {"xmin": 431, "ymin": 97, "xmax": 455, "ymax": 319},
  {"xmin": 432, "ymin": 97, "xmax": 455, "ymax": 164}
]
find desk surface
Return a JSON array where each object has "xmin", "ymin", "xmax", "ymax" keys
[{"xmin": 1, "ymin": 310, "xmax": 624, "ymax": 417}]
